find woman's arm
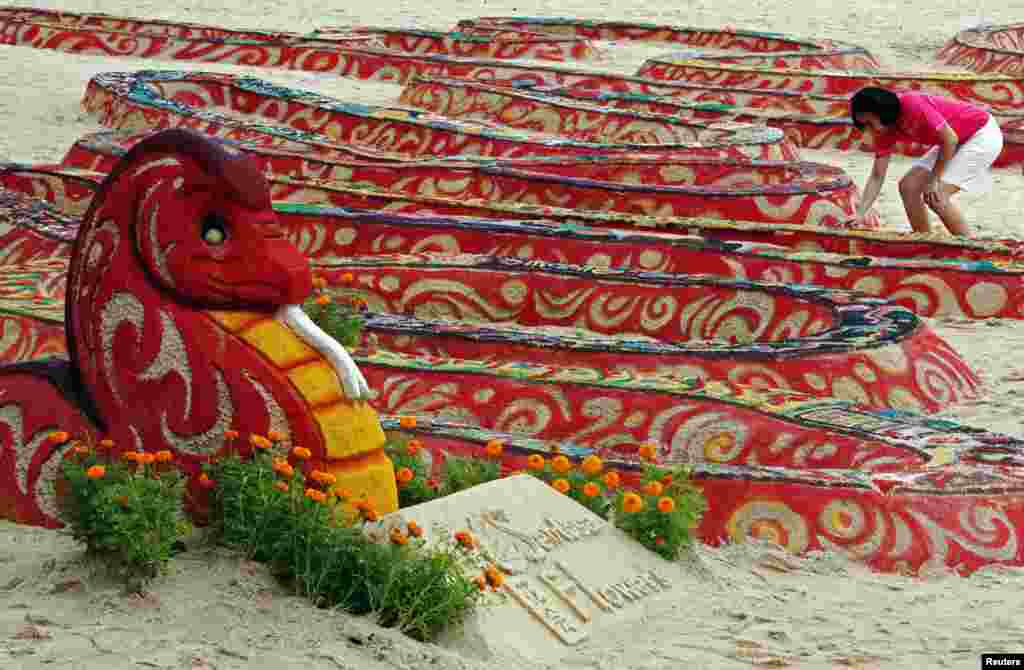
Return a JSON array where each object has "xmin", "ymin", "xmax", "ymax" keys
[{"xmin": 857, "ymin": 153, "xmax": 890, "ymax": 218}]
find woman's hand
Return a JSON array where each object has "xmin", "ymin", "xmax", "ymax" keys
[{"xmin": 923, "ymin": 177, "xmax": 943, "ymax": 207}]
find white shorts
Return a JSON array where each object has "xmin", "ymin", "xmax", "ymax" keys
[{"xmin": 911, "ymin": 115, "xmax": 1003, "ymax": 194}]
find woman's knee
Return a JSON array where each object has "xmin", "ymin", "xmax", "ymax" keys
[{"xmin": 898, "ymin": 173, "xmax": 924, "ymax": 200}]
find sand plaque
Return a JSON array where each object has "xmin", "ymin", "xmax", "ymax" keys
[{"xmin": 369, "ymin": 475, "xmax": 688, "ymax": 664}]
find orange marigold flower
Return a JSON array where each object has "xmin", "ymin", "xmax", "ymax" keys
[
  {"xmin": 86, "ymin": 465, "xmax": 105, "ymax": 479},
  {"xmin": 638, "ymin": 443, "xmax": 657, "ymax": 462},
  {"xmin": 395, "ymin": 467, "xmax": 414, "ymax": 484},
  {"xmin": 340, "ymin": 272, "xmax": 355, "ymax": 284},
  {"xmin": 335, "ymin": 488, "xmax": 353, "ymax": 500},
  {"xmin": 267, "ymin": 430, "xmax": 286, "ymax": 442},
  {"xmin": 362, "ymin": 507, "xmax": 379, "ymax": 522},
  {"xmin": 581, "ymin": 455, "xmax": 603, "ymax": 476},
  {"xmin": 484, "ymin": 439, "xmax": 504, "ymax": 459},
  {"xmin": 97, "ymin": 439, "xmax": 114, "ymax": 450},
  {"xmin": 304, "ymin": 488, "xmax": 327, "ymax": 503},
  {"xmin": 527, "ymin": 454, "xmax": 545, "ymax": 471},
  {"xmin": 406, "ymin": 439, "xmax": 422, "ymax": 456},
  {"xmin": 473, "ymin": 575, "xmax": 487, "ymax": 591},
  {"xmin": 273, "ymin": 461, "xmax": 295, "ymax": 479},
  {"xmin": 292, "ymin": 446, "xmax": 312, "ymax": 460},
  {"xmin": 661, "ymin": 473, "xmax": 674, "ymax": 486},
  {"xmin": 138, "ymin": 452, "xmax": 156, "ymax": 466},
  {"xmin": 454, "ymin": 531, "xmax": 476, "ymax": 549},
  {"xmin": 198, "ymin": 473, "xmax": 215, "ymax": 489},
  {"xmin": 315, "ymin": 294, "xmax": 331, "ymax": 306},
  {"xmin": 398, "ymin": 415, "xmax": 417, "ymax": 428},
  {"xmin": 551, "ymin": 455, "xmax": 571, "ymax": 474},
  {"xmin": 657, "ymin": 496, "xmax": 675, "ymax": 513},
  {"xmin": 122, "ymin": 451, "xmax": 139, "ymax": 462},
  {"xmin": 484, "ymin": 565, "xmax": 505, "ymax": 589},
  {"xmin": 552, "ymin": 478, "xmax": 570, "ymax": 494},
  {"xmin": 47, "ymin": 431, "xmax": 70, "ymax": 445},
  {"xmin": 249, "ymin": 434, "xmax": 272, "ymax": 450},
  {"xmin": 274, "ymin": 481, "xmax": 289, "ymax": 493},
  {"xmin": 72, "ymin": 445, "xmax": 90, "ymax": 456},
  {"xmin": 602, "ymin": 471, "xmax": 621, "ymax": 489},
  {"xmin": 310, "ymin": 470, "xmax": 337, "ymax": 485},
  {"xmin": 582, "ymin": 482, "xmax": 600, "ymax": 498},
  {"xmin": 407, "ymin": 521, "xmax": 423, "ymax": 538},
  {"xmin": 155, "ymin": 450, "xmax": 173, "ymax": 463},
  {"xmin": 312, "ymin": 276, "xmax": 327, "ymax": 289},
  {"xmin": 390, "ymin": 528, "xmax": 409, "ymax": 546},
  {"xmin": 224, "ymin": 430, "xmax": 240, "ymax": 441},
  {"xmin": 643, "ymin": 481, "xmax": 664, "ymax": 497},
  {"xmin": 622, "ymin": 492, "xmax": 644, "ymax": 513}
]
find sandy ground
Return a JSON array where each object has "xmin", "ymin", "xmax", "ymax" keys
[{"xmin": 2, "ymin": 0, "xmax": 1024, "ymax": 668}]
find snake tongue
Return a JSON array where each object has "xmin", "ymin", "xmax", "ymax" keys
[{"xmin": 275, "ymin": 304, "xmax": 370, "ymax": 400}]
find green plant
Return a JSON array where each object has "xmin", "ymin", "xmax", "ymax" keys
[
  {"xmin": 303, "ymin": 275, "xmax": 364, "ymax": 349},
  {"xmin": 362, "ymin": 532, "xmax": 483, "ymax": 640},
  {"xmin": 439, "ymin": 451, "xmax": 502, "ymax": 495},
  {"xmin": 613, "ymin": 461, "xmax": 706, "ymax": 560},
  {"xmin": 384, "ymin": 434, "xmax": 444, "ymax": 508},
  {"xmin": 55, "ymin": 434, "xmax": 189, "ymax": 590},
  {"xmin": 204, "ymin": 434, "xmax": 483, "ymax": 642}
]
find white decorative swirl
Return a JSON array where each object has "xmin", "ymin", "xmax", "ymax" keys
[
  {"xmin": 889, "ymin": 273, "xmax": 962, "ymax": 318},
  {"xmin": 726, "ymin": 500, "xmax": 811, "ymax": 553},
  {"xmin": 801, "ymin": 196, "xmax": 855, "ymax": 227},
  {"xmin": 99, "ymin": 291, "xmax": 147, "ymax": 406},
  {"xmin": 640, "ymin": 295, "xmax": 677, "ymax": 332},
  {"xmin": 537, "ymin": 286, "xmax": 593, "ymax": 320},
  {"xmin": 113, "ymin": 306, "xmax": 235, "ymax": 456},
  {"xmin": 668, "ymin": 410, "xmax": 750, "ymax": 463},
  {"xmin": 130, "ymin": 156, "xmax": 183, "ymax": 179},
  {"xmin": 400, "ymin": 278, "xmax": 519, "ymax": 321},
  {"xmin": 495, "ymin": 397, "xmax": 553, "ymax": 435},
  {"xmin": 0, "ymin": 403, "xmax": 62, "ymax": 523},
  {"xmin": 242, "ymin": 370, "xmax": 290, "ymax": 445},
  {"xmin": 816, "ymin": 500, "xmax": 886, "ymax": 560},
  {"xmin": 906, "ymin": 504, "xmax": 1018, "ymax": 562},
  {"xmin": 0, "ymin": 403, "xmax": 26, "ymax": 496}
]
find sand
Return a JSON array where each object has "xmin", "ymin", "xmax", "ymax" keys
[{"xmin": 2, "ymin": 0, "xmax": 1024, "ymax": 668}]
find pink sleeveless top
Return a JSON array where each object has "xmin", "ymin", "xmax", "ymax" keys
[{"xmin": 873, "ymin": 92, "xmax": 990, "ymax": 156}]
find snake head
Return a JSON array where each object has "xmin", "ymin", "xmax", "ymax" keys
[
  {"xmin": 88, "ymin": 128, "xmax": 313, "ymax": 309},
  {"xmin": 155, "ymin": 184, "xmax": 313, "ymax": 308}
]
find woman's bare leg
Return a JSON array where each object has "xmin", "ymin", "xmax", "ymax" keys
[
  {"xmin": 898, "ymin": 167, "xmax": 932, "ymax": 233},
  {"xmin": 926, "ymin": 182, "xmax": 967, "ymax": 236}
]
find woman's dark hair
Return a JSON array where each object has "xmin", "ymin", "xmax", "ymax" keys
[{"xmin": 850, "ymin": 87, "xmax": 901, "ymax": 129}]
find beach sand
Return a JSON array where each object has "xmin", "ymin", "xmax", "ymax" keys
[{"xmin": 1, "ymin": 0, "xmax": 1024, "ymax": 668}]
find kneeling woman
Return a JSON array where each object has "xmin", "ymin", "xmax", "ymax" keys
[{"xmin": 851, "ymin": 86, "xmax": 1003, "ymax": 236}]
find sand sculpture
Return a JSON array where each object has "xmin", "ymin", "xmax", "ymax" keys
[{"xmin": 1, "ymin": 7, "xmax": 1023, "ymax": 574}]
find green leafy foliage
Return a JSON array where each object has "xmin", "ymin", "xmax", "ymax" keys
[
  {"xmin": 613, "ymin": 462, "xmax": 707, "ymax": 560},
  {"xmin": 204, "ymin": 440, "xmax": 483, "ymax": 642},
  {"xmin": 57, "ymin": 440, "xmax": 189, "ymax": 591}
]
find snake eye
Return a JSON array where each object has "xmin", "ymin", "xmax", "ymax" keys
[{"xmin": 201, "ymin": 212, "xmax": 227, "ymax": 246}]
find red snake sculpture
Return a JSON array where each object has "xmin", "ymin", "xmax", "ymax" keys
[
  {"xmin": 0, "ymin": 128, "xmax": 396, "ymax": 527},
  {"xmin": 3, "ymin": 9, "xmax": 1024, "ymax": 575}
]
